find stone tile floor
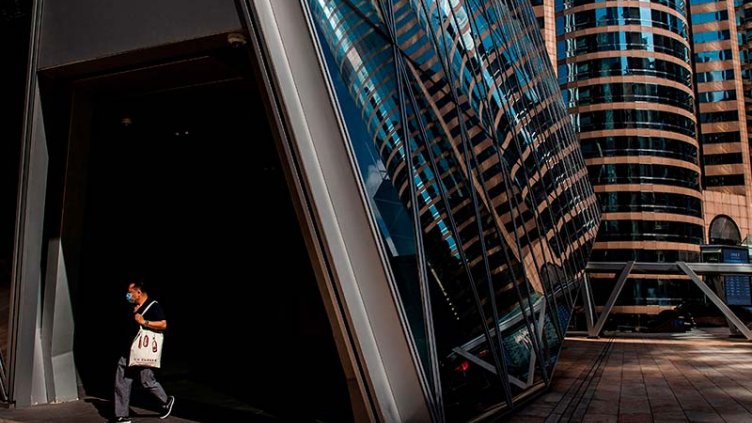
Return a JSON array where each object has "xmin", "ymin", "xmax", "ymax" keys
[
  {"xmin": 0, "ymin": 389, "xmax": 281, "ymax": 422},
  {"xmin": 0, "ymin": 399, "xmax": 202, "ymax": 423},
  {"xmin": 1, "ymin": 329, "xmax": 751, "ymax": 422},
  {"xmin": 509, "ymin": 329, "xmax": 752, "ymax": 422}
]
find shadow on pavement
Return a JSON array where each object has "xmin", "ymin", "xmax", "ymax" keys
[
  {"xmin": 84, "ymin": 398, "xmax": 110, "ymax": 418},
  {"xmin": 84, "ymin": 396, "xmax": 282, "ymax": 423}
]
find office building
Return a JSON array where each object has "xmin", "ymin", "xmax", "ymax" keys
[
  {"xmin": 691, "ymin": 0, "xmax": 752, "ymax": 248},
  {"xmin": 554, "ymin": 0, "xmax": 705, "ymax": 312}
]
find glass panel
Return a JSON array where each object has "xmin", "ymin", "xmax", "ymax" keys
[
  {"xmin": 305, "ymin": 0, "xmax": 600, "ymax": 420},
  {"xmin": 557, "ymin": 32, "xmax": 690, "ymax": 62},
  {"xmin": 693, "ymin": 30, "xmax": 732, "ymax": 44},
  {"xmin": 691, "ymin": 10, "xmax": 729, "ymax": 25},
  {"xmin": 694, "ymin": 49, "xmax": 733, "ymax": 62},
  {"xmin": 557, "ymin": 7, "xmax": 688, "ymax": 37},
  {"xmin": 557, "ymin": 0, "xmax": 686, "ymax": 14}
]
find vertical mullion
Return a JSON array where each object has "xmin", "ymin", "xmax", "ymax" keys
[
  {"xmin": 412, "ymin": 0, "xmax": 518, "ymax": 407},
  {"xmin": 379, "ymin": 1, "xmax": 444, "ymax": 419},
  {"xmin": 461, "ymin": 1, "xmax": 566, "ymax": 341},
  {"xmin": 438, "ymin": 0, "xmax": 552, "ymax": 383}
]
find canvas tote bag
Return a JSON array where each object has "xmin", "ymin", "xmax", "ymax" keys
[{"xmin": 128, "ymin": 301, "xmax": 164, "ymax": 368}]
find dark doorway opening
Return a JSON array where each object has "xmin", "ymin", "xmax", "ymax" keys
[
  {"xmin": 69, "ymin": 57, "xmax": 352, "ymax": 422},
  {"xmin": 0, "ymin": 0, "xmax": 33, "ymax": 381}
]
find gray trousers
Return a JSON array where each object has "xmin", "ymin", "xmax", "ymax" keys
[{"xmin": 114, "ymin": 356, "xmax": 168, "ymax": 417}]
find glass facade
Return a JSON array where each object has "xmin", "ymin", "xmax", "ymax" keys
[
  {"xmin": 305, "ymin": 0, "xmax": 599, "ymax": 420},
  {"xmin": 556, "ymin": 0, "xmax": 703, "ymax": 306}
]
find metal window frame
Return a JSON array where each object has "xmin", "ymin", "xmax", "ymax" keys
[{"xmin": 240, "ymin": 1, "xmax": 432, "ymax": 421}]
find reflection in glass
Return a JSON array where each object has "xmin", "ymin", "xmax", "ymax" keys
[
  {"xmin": 557, "ymin": 32, "xmax": 690, "ymax": 61},
  {"xmin": 562, "ymin": 83, "xmax": 694, "ymax": 110},
  {"xmin": 304, "ymin": 0, "xmax": 600, "ymax": 420},
  {"xmin": 580, "ymin": 135, "xmax": 698, "ymax": 163},
  {"xmin": 693, "ymin": 30, "xmax": 732, "ymax": 44},
  {"xmin": 596, "ymin": 191, "xmax": 703, "ymax": 217},
  {"xmin": 557, "ymin": 0, "xmax": 686, "ymax": 12},
  {"xmin": 587, "ymin": 163, "xmax": 700, "ymax": 189},
  {"xmin": 709, "ymin": 216, "xmax": 742, "ymax": 245},
  {"xmin": 558, "ymin": 56, "xmax": 693, "ymax": 85},
  {"xmin": 701, "ymin": 131, "xmax": 740, "ymax": 144},
  {"xmin": 557, "ymin": 7, "xmax": 688, "ymax": 36},
  {"xmin": 694, "ymin": 49, "xmax": 733, "ymax": 62}
]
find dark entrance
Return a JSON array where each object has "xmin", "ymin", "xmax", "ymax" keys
[{"xmin": 63, "ymin": 50, "xmax": 352, "ymax": 422}]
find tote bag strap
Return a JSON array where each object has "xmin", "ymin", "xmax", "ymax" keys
[{"xmin": 139, "ymin": 300, "xmax": 158, "ymax": 316}]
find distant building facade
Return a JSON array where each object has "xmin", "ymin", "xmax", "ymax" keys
[{"xmin": 528, "ymin": 0, "xmax": 752, "ymax": 313}]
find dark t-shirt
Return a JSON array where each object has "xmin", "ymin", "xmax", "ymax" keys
[{"xmin": 122, "ymin": 298, "xmax": 166, "ymax": 355}]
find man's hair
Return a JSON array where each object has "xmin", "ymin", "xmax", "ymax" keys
[{"xmin": 129, "ymin": 279, "xmax": 147, "ymax": 293}]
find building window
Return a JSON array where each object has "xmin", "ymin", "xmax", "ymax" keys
[
  {"xmin": 705, "ymin": 174, "xmax": 745, "ymax": 186},
  {"xmin": 704, "ymin": 153, "xmax": 743, "ymax": 166},
  {"xmin": 709, "ymin": 215, "xmax": 742, "ymax": 245}
]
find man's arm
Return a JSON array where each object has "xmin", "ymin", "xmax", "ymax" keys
[
  {"xmin": 135, "ymin": 313, "xmax": 167, "ymax": 330},
  {"xmin": 145, "ymin": 320, "xmax": 167, "ymax": 331}
]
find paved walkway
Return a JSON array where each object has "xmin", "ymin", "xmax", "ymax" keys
[
  {"xmin": 1, "ymin": 330, "xmax": 751, "ymax": 422},
  {"xmin": 510, "ymin": 329, "xmax": 752, "ymax": 422},
  {"xmin": 0, "ymin": 393, "xmax": 281, "ymax": 423},
  {"xmin": 0, "ymin": 398, "xmax": 200, "ymax": 423}
]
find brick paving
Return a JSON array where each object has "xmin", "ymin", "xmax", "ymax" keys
[
  {"xmin": 0, "ymin": 399, "xmax": 203, "ymax": 423},
  {"xmin": 0, "ymin": 393, "xmax": 280, "ymax": 423},
  {"xmin": 1, "ymin": 330, "xmax": 751, "ymax": 422},
  {"xmin": 509, "ymin": 330, "xmax": 752, "ymax": 423}
]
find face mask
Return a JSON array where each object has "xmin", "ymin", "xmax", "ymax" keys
[{"xmin": 126, "ymin": 292, "xmax": 136, "ymax": 303}]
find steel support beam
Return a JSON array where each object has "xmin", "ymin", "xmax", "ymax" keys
[
  {"xmin": 581, "ymin": 274, "xmax": 596, "ymax": 335},
  {"xmin": 590, "ymin": 261, "xmax": 635, "ymax": 338},
  {"xmin": 677, "ymin": 262, "xmax": 752, "ymax": 341},
  {"xmin": 583, "ymin": 261, "xmax": 752, "ymax": 341},
  {"xmin": 586, "ymin": 262, "xmax": 752, "ymax": 275}
]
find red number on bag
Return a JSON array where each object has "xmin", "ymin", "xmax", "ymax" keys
[{"xmin": 142, "ymin": 335, "xmax": 149, "ymax": 349}]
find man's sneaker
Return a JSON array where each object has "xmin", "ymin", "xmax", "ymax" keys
[
  {"xmin": 160, "ymin": 395, "xmax": 175, "ymax": 419},
  {"xmin": 106, "ymin": 418, "xmax": 131, "ymax": 423}
]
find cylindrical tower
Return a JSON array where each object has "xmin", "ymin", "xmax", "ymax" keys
[{"xmin": 556, "ymin": 0, "xmax": 703, "ymax": 309}]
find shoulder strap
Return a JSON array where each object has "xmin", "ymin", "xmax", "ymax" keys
[{"xmin": 140, "ymin": 300, "xmax": 158, "ymax": 315}]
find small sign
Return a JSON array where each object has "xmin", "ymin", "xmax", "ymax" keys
[
  {"xmin": 725, "ymin": 275, "xmax": 752, "ymax": 306},
  {"xmin": 723, "ymin": 248, "xmax": 750, "ymax": 264}
]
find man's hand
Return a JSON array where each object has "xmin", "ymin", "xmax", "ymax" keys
[{"xmin": 134, "ymin": 313, "xmax": 145, "ymax": 325}]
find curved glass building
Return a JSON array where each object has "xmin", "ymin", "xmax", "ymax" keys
[
  {"xmin": 307, "ymin": 0, "xmax": 600, "ymax": 419},
  {"xmin": 556, "ymin": 0, "xmax": 703, "ymax": 310}
]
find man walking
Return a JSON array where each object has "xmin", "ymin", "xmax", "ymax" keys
[{"xmin": 109, "ymin": 280, "xmax": 175, "ymax": 423}]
